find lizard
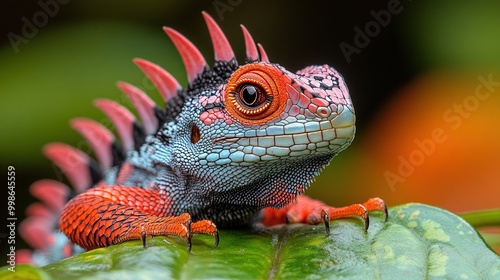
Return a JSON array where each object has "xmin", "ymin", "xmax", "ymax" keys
[{"xmin": 18, "ymin": 12, "xmax": 387, "ymax": 265}]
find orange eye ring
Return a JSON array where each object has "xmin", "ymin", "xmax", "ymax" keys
[{"xmin": 225, "ymin": 63, "xmax": 288, "ymax": 124}]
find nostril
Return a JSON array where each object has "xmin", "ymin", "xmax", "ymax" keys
[{"xmin": 317, "ymin": 107, "xmax": 331, "ymax": 118}]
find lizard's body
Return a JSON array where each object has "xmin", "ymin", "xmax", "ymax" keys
[{"xmin": 19, "ymin": 12, "xmax": 385, "ymax": 264}]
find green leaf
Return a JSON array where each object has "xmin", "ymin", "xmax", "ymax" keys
[
  {"xmin": 0, "ymin": 264, "xmax": 52, "ymax": 280},
  {"xmin": 460, "ymin": 209, "xmax": 500, "ymax": 227},
  {"xmin": 6, "ymin": 204, "xmax": 500, "ymax": 279}
]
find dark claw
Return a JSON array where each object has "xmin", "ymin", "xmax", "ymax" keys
[
  {"xmin": 321, "ymin": 209, "xmax": 330, "ymax": 235},
  {"xmin": 141, "ymin": 228, "xmax": 147, "ymax": 248},
  {"xmin": 214, "ymin": 229, "xmax": 219, "ymax": 248},
  {"xmin": 186, "ymin": 233, "xmax": 192, "ymax": 252},
  {"xmin": 382, "ymin": 204, "xmax": 389, "ymax": 222},
  {"xmin": 363, "ymin": 215, "xmax": 370, "ymax": 232}
]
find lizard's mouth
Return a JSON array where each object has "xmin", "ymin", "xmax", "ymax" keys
[{"xmin": 208, "ymin": 105, "xmax": 355, "ymax": 164}]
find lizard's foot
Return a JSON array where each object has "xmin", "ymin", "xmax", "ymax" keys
[
  {"xmin": 137, "ymin": 213, "xmax": 219, "ymax": 251},
  {"xmin": 138, "ymin": 212, "xmax": 192, "ymax": 249},
  {"xmin": 260, "ymin": 196, "xmax": 387, "ymax": 234}
]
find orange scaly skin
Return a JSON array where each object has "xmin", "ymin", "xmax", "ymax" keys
[{"xmin": 20, "ymin": 12, "xmax": 386, "ymax": 265}]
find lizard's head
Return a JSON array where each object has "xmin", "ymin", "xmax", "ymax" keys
[
  {"xmin": 214, "ymin": 62, "xmax": 354, "ymax": 160},
  {"xmin": 191, "ymin": 61, "xmax": 355, "ymax": 171},
  {"xmin": 130, "ymin": 13, "xmax": 354, "ymax": 214}
]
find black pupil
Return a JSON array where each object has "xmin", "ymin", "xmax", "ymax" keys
[{"xmin": 241, "ymin": 85, "xmax": 258, "ymax": 106}]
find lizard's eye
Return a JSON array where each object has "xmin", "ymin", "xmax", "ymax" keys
[
  {"xmin": 237, "ymin": 84, "xmax": 268, "ymax": 108},
  {"xmin": 225, "ymin": 63, "xmax": 287, "ymax": 124}
]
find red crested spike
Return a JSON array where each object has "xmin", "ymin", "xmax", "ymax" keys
[
  {"xmin": 94, "ymin": 99, "xmax": 136, "ymax": 152},
  {"xmin": 202, "ymin": 11, "xmax": 235, "ymax": 62},
  {"xmin": 71, "ymin": 118, "xmax": 115, "ymax": 171},
  {"xmin": 16, "ymin": 250, "xmax": 34, "ymax": 264},
  {"xmin": 44, "ymin": 143, "xmax": 91, "ymax": 194},
  {"xmin": 26, "ymin": 202, "xmax": 53, "ymax": 219},
  {"xmin": 163, "ymin": 27, "xmax": 207, "ymax": 84},
  {"xmin": 133, "ymin": 58, "xmax": 181, "ymax": 102},
  {"xmin": 19, "ymin": 217, "xmax": 53, "ymax": 249},
  {"xmin": 241, "ymin": 25, "xmax": 259, "ymax": 62},
  {"xmin": 63, "ymin": 243, "xmax": 74, "ymax": 258},
  {"xmin": 257, "ymin": 43, "xmax": 269, "ymax": 62},
  {"xmin": 117, "ymin": 81, "xmax": 159, "ymax": 135},
  {"xmin": 30, "ymin": 179, "xmax": 70, "ymax": 211}
]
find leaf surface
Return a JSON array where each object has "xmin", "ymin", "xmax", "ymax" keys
[{"xmin": 4, "ymin": 204, "xmax": 500, "ymax": 280}]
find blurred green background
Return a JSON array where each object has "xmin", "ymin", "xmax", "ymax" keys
[{"xmin": 1, "ymin": 0, "xmax": 499, "ymax": 255}]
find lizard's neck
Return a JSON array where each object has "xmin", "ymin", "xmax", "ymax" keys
[{"xmin": 183, "ymin": 153, "xmax": 335, "ymax": 226}]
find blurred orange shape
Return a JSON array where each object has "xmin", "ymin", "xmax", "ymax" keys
[{"xmin": 359, "ymin": 70, "xmax": 500, "ymax": 213}]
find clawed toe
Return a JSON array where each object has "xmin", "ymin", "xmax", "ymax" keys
[{"xmin": 321, "ymin": 197, "xmax": 387, "ymax": 234}]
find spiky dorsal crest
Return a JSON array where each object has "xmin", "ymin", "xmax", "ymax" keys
[{"xmin": 46, "ymin": 12, "xmax": 268, "ymax": 189}]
